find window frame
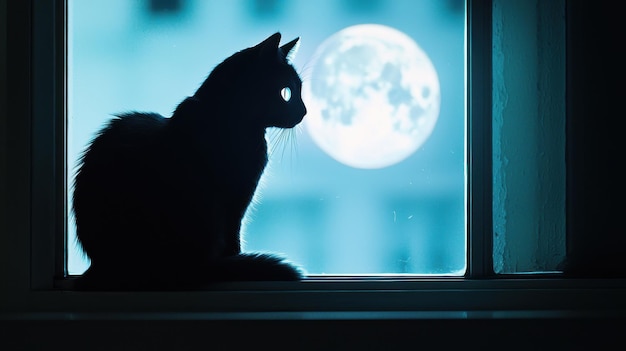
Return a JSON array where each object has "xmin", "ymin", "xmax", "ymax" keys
[{"xmin": 2, "ymin": 0, "xmax": 625, "ymax": 318}]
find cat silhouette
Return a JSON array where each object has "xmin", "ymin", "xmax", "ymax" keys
[{"xmin": 72, "ymin": 33, "xmax": 307, "ymax": 290}]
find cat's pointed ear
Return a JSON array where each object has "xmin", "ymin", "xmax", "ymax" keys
[
  {"xmin": 280, "ymin": 37, "xmax": 300, "ymax": 63},
  {"xmin": 257, "ymin": 32, "xmax": 282, "ymax": 59},
  {"xmin": 259, "ymin": 32, "xmax": 282, "ymax": 47}
]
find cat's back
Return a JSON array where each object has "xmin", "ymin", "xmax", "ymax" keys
[
  {"xmin": 73, "ymin": 112, "xmax": 179, "ymax": 276},
  {"xmin": 74, "ymin": 112, "xmax": 170, "ymax": 214},
  {"xmin": 83, "ymin": 112, "xmax": 168, "ymax": 156}
]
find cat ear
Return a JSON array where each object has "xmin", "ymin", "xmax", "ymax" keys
[
  {"xmin": 259, "ymin": 32, "xmax": 282, "ymax": 48},
  {"xmin": 280, "ymin": 37, "xmax": 300, "ymax": 63},
  {"xmin": 257, "ymin": 32, "xmax": 282, "ymax": 59}
]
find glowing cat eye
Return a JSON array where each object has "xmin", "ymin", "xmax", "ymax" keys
[{"xmin": 280, "ymin": 87, "xmax": 291, "ymax": 102}]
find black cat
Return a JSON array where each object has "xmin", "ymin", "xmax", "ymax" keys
[{"xmin": 72, "ymin": 33, "xmax": 307, "ymax": 290}]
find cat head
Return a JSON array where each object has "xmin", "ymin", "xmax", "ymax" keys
[{"xmin": 194, "ymin": 33, "xmax": 307, "ymax": 129}]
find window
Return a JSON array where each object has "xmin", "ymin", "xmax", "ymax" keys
[
  {"xmin": 59, "ymin": 0, "xmax": 564, "ymax": 281},
  {"xmin": 3, "ymin": 0, "xmax": 625, "ymax": 321},
  {"xmin": 36, "ymin": 0, "xmax": 565, "ymax": 281},
  {"xmin": 66, "ymin": 0, "xmax": 466, "ymax": 276}
]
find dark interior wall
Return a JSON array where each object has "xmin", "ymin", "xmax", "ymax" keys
[
  {"xmin": 564, "ymin": 0, "xmax": 626, "ymax": 276},
  {"xmin": 0, "ymin": 1, "xmax": 6, "ymax": 232}
]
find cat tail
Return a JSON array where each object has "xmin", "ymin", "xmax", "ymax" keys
[
  {"xmin": 72, "ymin": 253, "xmax": 304, "ymax": 291},
  {"xmin": 211, "ymin": 252, "xmax": 305, "ymax": 281}
]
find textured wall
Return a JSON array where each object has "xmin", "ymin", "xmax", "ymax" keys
[{"xmin": 492, "ymin": 0, "xmax": 566, "ymax": 273}]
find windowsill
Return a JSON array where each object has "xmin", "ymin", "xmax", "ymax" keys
[
  {"xmin": 2, "ymin": 308, "xmax": 624, "ymax": 321},
  {"xmin": 1, "ymin": 276, "xmax": 622, "ymax": 319}
]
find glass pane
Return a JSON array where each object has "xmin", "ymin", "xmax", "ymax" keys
[
  {"xmin": 67, "ymin": 0, "xmax": 467, "ymax": 276},
  {"xmin": 492, "ymin": 0, "xmax": 566, "ymax": 273}
]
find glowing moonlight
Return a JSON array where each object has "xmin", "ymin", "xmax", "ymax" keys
[{"xmin": 303, "ymin": 24, "xmax": 440, "ymax": 169}]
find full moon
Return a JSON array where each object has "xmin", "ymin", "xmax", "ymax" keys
[{"xmin": 303, "ymin": 24, "xmax": 440, "ymax": 169}]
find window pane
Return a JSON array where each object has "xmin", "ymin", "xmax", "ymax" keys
[
  {"xmin": 67, "ymin": 0, "xmax": 467, "ymax": 275},
  {"xmin": 491, "ymin": 0, "xmax": 566, "ymax": 273}
]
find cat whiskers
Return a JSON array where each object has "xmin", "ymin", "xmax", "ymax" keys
[
  {"xmin": 268, "ymin": 127, "xmax": 300, "ymax": 167},
  {"xmin": 298, "ymin": 61, "xmax": 320, "ymax": 88}
]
